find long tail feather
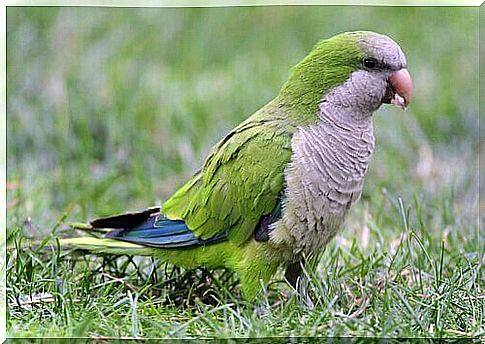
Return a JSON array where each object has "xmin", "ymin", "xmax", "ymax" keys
[
  {"xmin": 68, "ymin": 222, "xmax": 109, "ymax": 234},
  {"xmin": 63, "ymin": 207, "xmax": 228, "ymax": 254},
  {"xmin": 60, "ymin": 237, "xmax": 156, "ymax": 256}
]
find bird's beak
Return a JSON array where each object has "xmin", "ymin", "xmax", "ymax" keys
[{"xmin": 382, "ymin": 68, "xmax": 413, "ymax": 110}]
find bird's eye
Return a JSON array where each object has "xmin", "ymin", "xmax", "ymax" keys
[{"xmin": 363, "ymin": 57, "xmax": 378, "ymax": 69}]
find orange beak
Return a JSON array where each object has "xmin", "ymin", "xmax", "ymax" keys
[{"xmin": 383, "ymin": 68, "xmax": 413, "ymax": 110}]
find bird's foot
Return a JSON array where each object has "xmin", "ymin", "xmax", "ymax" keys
[
  {"xmin": 297, "ymin": 279, "xmax": 315, "ymax": 311},
  {"xmin": 284, "ymin": 260, "xmax": 315, "ymax": 310}
]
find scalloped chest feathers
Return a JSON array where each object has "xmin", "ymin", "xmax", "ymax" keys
[{"xmin": 279, "ymin": 111, "xmax": 375, "ymax": 256}]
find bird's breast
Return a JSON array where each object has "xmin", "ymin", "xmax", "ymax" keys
[{"xmin": 271, "ymin": 118, "xmax": 375, "ymax": 256}]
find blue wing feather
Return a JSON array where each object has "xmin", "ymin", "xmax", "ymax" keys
[{"xmin": 102, "ymin": 212, "xmax": 227, "ymax": 249}]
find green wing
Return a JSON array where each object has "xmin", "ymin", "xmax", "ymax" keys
[{"xmin": 162, "ymin": 108, "xmax": 294, "ymax": 245}]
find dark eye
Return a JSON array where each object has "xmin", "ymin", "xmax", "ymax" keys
[{"xmin": 363, "ymin": 57, "xmax": 378, "ymax": 69}]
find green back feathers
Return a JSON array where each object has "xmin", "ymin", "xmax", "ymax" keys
[
  {"xmin": 278, "ymin": 31, "xmax": 366, "ymax": 125},
  {"xmin": 163, "ymin": 106, "xmax": 293, "ymax": 245}
]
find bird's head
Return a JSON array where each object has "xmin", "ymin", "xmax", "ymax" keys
[
  {"xmin": 352, "ymin": 31, "xmax": 412, "ymax": 110},
  {"xmin": 279, "ymin": 31, "xmax": 413, "ymax": 123}
]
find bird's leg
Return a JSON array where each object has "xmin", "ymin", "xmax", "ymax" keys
[
  {"xmin": 284, "ymin": 261, "xmax": 314, "ymax": 310},
  {"xmin": 284, "ymin": 261, "xmax": 302, "ymax": 289}
]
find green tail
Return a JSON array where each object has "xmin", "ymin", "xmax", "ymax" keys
[
  {"xmin": 60, "ymin": 236, "xmax": 158, "ymax": 256},
  {"xmin": 61, "ymin": 222, "xmax": 158, "ymax": 256}
]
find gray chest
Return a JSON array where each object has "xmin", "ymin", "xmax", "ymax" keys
[{"xmin": 276, "ymin": 115, "xmax": 375, "ymax": 255}]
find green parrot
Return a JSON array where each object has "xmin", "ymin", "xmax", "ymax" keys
[{"xmin": 64, "ymin": 31, "xmax": 413, "ymax": 300}]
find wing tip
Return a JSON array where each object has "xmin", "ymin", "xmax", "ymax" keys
[{"xmin": 91, "ymin": 207, "xmax": 160, "ymax": 229}]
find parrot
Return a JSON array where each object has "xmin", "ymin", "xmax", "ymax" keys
[{"xmin": 63, "ymin": 31, "xmax": 413, "ymax": 301}]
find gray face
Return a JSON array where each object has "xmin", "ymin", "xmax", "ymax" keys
[{"xmin": 320, "ymin": 33, "xmax": 409, "ymax": 118}]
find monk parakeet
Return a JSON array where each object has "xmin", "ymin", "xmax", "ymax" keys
[{"xmin": 65, "ymin": 31, "xmax": 412, "ymax": 300}]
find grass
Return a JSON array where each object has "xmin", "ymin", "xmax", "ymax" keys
[{"xmin": 6, "ymin": 6, "xmax": 482, "ymax": 339}]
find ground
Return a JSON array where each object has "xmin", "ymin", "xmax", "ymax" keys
[{"xmin": 6, "ymin": 6, "xmax": 482, "ymax": 339}]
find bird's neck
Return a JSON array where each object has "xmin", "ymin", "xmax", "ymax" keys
[
  {"xmin": 317, "ymin": 69, "xmax": 386, "ymax": 125},
  {"xmin": 317, "ymin": 101, "xmax": 373, "ymax": 131}
]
